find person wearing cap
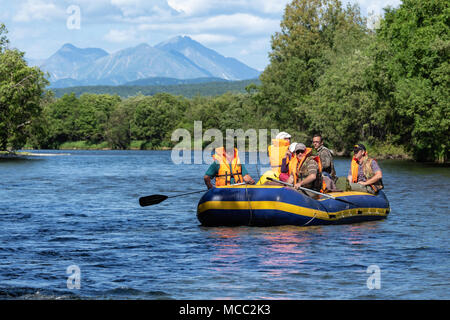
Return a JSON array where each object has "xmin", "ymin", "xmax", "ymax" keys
[
  {"xmin": 347, "ymin": 143, "xmax": 384, "ymax": 194},
  {"xmin": 312, "ymin": 134, "xmax": 336, "ymax": 181},
  {"xmin": 287, "ymin": 143, "xmax": 324, "ymax": 193},
  {"xmin": 204, "ymin": 144, "xmax": 255, "ymax": 189}
]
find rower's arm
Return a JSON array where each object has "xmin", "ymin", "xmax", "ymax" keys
[{"xmin": 204, "ymin": 175, "xmax": 214, "ymax": 189}]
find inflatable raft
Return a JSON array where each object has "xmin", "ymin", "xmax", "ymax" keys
[{"xmin": 197, "ymin": 185, "xmax": 390, "ymax": 227}]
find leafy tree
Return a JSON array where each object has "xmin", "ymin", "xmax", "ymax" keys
[
  {"xmin": 132, "ymin": 93, "xmax": 188, "ymax": 148},
  {"xmin": 306, "ymin": 34, "xmax": 377, "ymax": 151},
  {"xmin": 105, "ymin": 98, "xmax": 135, "ymax": 149},
  {"xmin": 257, "ymin": 0, "xmax": 366, "ymax": 133},
  {"xmin": 0, "ymin": 24, "xmax": 48, "ymax": 150},
  {"xmin": 26, "ymin": 90, "xmax": 56, "ymax": 149},
  {"xmin": 0, "ymin": 23, "xmax": 9, "ymax": 51},
  {"xmin": 44, "ymin": 93, "xmax": 80, "ymax": 145},
  {"xmin": 374, "ymin": 0, "xmax": 449, "ymax": 162},
  {"xmin": 77, "ymin": 94, "xmax": 121, "ymax": 143}
]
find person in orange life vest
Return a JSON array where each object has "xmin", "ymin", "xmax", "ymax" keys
[
  {"xmin": 287, "ymin": 143, "xmax": 324, "ymax": 192},
  {"xmin": 204, "ymin": 145, "xmax": 255, "ymax": 190},
  {"xmin": 279, "ymin": 142, "xmax": 298, "ymax": 182},
  {"xmin": 347, "ymin": 143, "xmax": 384, "ymax": 194},
  {"xmin": 268, "ymin": 131, "xmax": 291, "ymax": 176}
]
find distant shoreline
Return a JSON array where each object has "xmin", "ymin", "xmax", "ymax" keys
[
  {"xmin": 2, "ymin": 148, "xmax": 414, "ymax": 161},
  {"xmin": 0, "ymin": 151, "xmax": 70, "ymax": 158}
]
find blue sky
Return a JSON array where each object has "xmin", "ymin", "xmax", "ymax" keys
[{"xmin": 0, "ymin": 0, "xmax": 401, "ymax": 70}]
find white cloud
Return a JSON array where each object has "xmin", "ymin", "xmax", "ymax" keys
[
  {"xmin": 348, "ymin": 0, "xmax": 402, "ymax": 16},
  {"xmin": 110, "ymin": 0, "xmax": 173, "ymax": 17},
  {"xmin": 167, "ymin": 0, "xmax": 288, "ymax": 16},
  {"xmin": 249, "ymin": 0, "xmax": 288, "ymax": 14},
  {"xmin": 202, "ymin": 13, "xmax": 279, "ymax": 35},
  {"xmin": 138, "ymin": 13, "xmax": 279, "ymax": 36},
  {"xmin": 104, "ymin": 28, "xmax": 136, "ymax": 43},
  {"xmin": 240, "ymin": 37, "xmax": 268, "ymax": 54},
  {"xmin": 167, "ymin": 0, "xmax": 215, "ymax": 15},
  {"xmin": 111, "ymin": 0, "xmax": 144, "ymax": 16},
  {"xmin": 13, "ymin": 0, "xmax": 65, "ymax": 22}
]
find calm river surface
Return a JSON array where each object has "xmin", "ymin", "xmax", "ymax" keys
[{"xmin": 0, "ymin": 150, "xmax": 448, "ymax": 299}]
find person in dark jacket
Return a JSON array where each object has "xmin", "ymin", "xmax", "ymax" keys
[{"xmin": 312, "ymin": 134, "xmax": 336, "ymax": 181}]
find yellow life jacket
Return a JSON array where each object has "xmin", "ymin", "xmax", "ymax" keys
[
  {"xmin": 268, "ymin": 139, "xmax": 290, "ymax": 174},
  {"xmin": 212, "ymin": 147, "xmax": 243, "ymax": 186}
]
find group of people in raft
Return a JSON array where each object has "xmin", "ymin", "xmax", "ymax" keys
[{"xmin": 204, "ymin": 132, "xmax": 384, "ymax": 195}]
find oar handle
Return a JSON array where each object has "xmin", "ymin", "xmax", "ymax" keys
[
  {"xmin": 266, "ymin": 177, "xmax": 356, "ymax": 206},
  {"xmin": 266, "ymin": 177, "xmax": 331, "ymax": 198},
  {"xmin": 168, "ymin": 182, "xmax": 248, "ymax": 199},
  {"xmin": 266, "ymin": 177, "xmax": 294, "ymax": 187},
  {"xmin": 167, "ymin": 189, "xmax": 208, "ymax": 199}
]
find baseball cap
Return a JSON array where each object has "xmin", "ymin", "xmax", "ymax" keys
[
  {"xmin": 276, "ymin": 131, "xmax": 291, "ymax": 140},
  {"xmin": 353, "ymin": 143, "xmax": 366, "ymax": 152},
  {"xmin": 294, "ymin": 143, "xmax": 306, "ymax": 152},
  {"xmin": 288, "ymin": 143, "xmax": 297, "ymax": 153}
]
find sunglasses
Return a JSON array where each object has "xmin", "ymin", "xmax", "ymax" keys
[{"xmin": 295, "ymin": 149, "xmax": 305, "ymax": 154}]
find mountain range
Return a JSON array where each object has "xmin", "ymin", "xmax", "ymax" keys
[{"xmin": 30, "ymin": 36, "xmax": 261, "ymax": 88}]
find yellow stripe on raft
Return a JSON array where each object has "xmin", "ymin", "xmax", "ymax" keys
[
  {"xmin": 217, "ymin": 185, "xmax": 376, "ymax": 196},
  {"xmin": 198, "ymin": 200, "xmax": 388, "ymax": 221}
]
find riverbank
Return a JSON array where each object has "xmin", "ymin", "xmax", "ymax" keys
[
  {"xmin": 0, "ymin": 151, "xmax": 34, "ymax": 158},
  {"xmin": 0, "ymin": 151, "xmax": 70, "ymax": 159}
]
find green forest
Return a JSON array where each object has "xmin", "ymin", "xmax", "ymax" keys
[
  {"xmin": 0, "ymin": 0, "xmax": 448, "ymax": 162},
  {"xmin": 51, "ymin": 79, "xmax": 260, "ymax": 98}
]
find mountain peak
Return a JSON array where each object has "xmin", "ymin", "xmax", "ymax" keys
[
  {"xmin": 156, "ymin": 35, "xmax": 196, "ymax": 47},
  {"xmin": 134, "ymin": 42, "xmax": 151, "ymax": 49},
  {"xmin": 60, "ymin": 43, "xmax": 77, "ymax": 51},
  {"xmin": 57, "ymin": 43, "xmax": 108, "ymax": 57},
  {"xmin": 173, "ymin": 35, "xmax": 193, "ymax": 42},
  {"xmin": 43, "ymin": 35, "xmax": 260, "ymax": 87}
]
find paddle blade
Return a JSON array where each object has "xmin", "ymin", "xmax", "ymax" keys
[{"xmin": 139, "ymin": 194, "xmax": 169, "ymax": 207}]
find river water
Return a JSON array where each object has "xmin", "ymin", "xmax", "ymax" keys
[{"xmin": 0, "ymin": 150, "xmax": 448, "ymax": 300}]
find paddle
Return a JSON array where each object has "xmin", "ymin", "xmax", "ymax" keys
[
  {"xmin": 266, "ymin": 177, "xmax": 356, "ymax": 206},
  {"xmin": 139, "ymin": 182, "xmax": 247, "ymax": 207},
  {"xmin": 139, "ymin": 190, "xmax": 206, "ymax": 207}
]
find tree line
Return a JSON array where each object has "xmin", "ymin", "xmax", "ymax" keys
[
  {"xmin": 1, "ymin": 0, "xmax": 448, "ymax": 162},
  {"xmin": 51, "ymin": 79, "xmax": 260, "ymax": 99}
]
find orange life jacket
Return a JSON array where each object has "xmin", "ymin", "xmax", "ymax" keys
[
  {"xmin": 268, "ymin": 139, "xmax": 290, "ymax": 174},
  {"xmin": 351, "ymin": 154, "xmax": 384, "ymax": 192},
  {"xmin": 351, "ymin": 157, "xmax": 360, "ymax": 183},
  {"xmin": 294, "ymin": 148, "xmax": 326, "ymax": 192},
  {"xmin": 288, "ymin": 154, "xmax": 298, "ymax": 176},
  {"xmin": 212, "ymin": 147, "xmax": 243, "ymax": 186}
]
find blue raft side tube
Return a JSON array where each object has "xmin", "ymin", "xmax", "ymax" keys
[{"xmin": 197, "ymin": 186, "xmax": 390, "ymax": 227}]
